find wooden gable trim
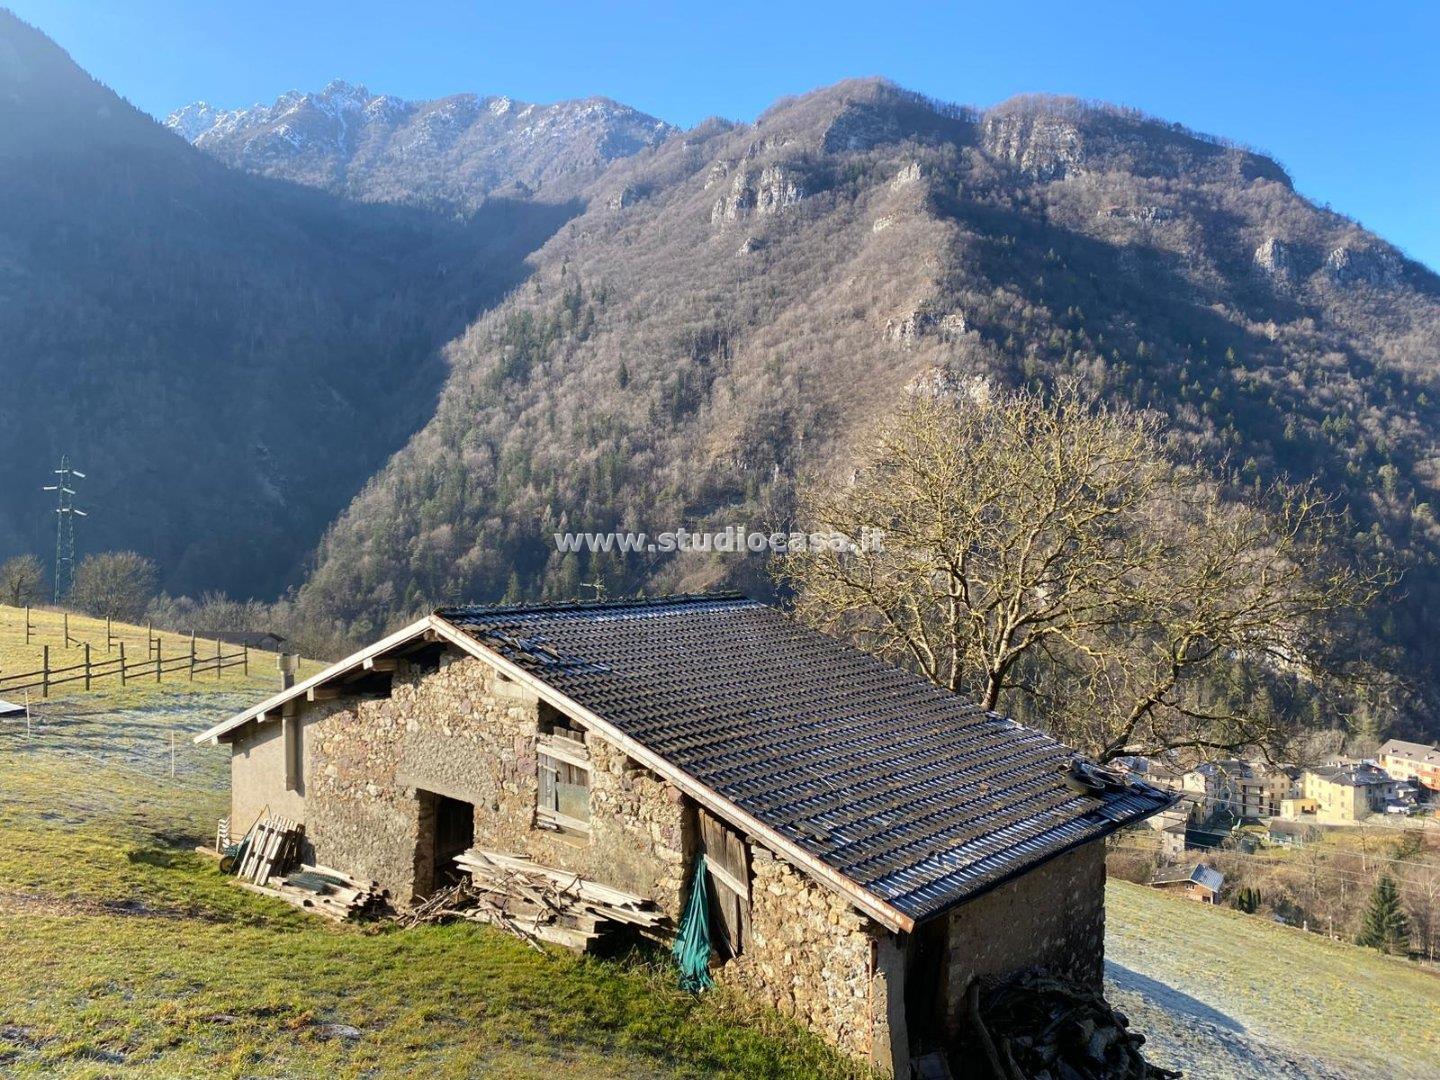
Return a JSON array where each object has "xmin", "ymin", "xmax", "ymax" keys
[
  {"xmin": 193, "ymin": 616, "xmax": 436, "ymax": 745},
  {"xmin": 425, "ymin": 615, "xmax": 914, "ymax": 933}
]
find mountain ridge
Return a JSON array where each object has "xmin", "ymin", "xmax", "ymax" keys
[
  {"xmin": 6, "ymin": 15, "xmax": 1439, "ymax": 731},
  {"xmin": 165, "ymin": 80, "xmax": 677, "ymax": 213},
  {"xmin": 291, "ymin": 78, "xmax": 1440, "ymax": 736},
  {"xmin": 0, "ymin": 10, "xmax": 583, "ymax": 596}
]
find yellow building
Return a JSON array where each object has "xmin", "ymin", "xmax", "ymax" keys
[{"xmin": 1298, "ymin": 764, "xmax": 1397, "ymax": 824}]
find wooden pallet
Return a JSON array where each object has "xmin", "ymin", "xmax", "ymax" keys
[{"xmin": 235, "ymin": 816, "xmax": 302, "ymax": 885}]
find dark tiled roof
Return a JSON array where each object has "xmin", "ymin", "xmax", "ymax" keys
[
  {"xmin": 1152, "ymin": 864, "xmax": 1223, "ymax": 892},
  {"xmin": 1309, "ymin": 763, "xmax": 1393, "ymax": 787},
  {"xmin": 439, "ymin": 593, "xmax": 1175, "ymax": 923}
]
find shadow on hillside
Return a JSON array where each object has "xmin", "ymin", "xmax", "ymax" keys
[{"xmin": 1105, "ymin": 960, "xmax": 1245, "ymax": 1033}]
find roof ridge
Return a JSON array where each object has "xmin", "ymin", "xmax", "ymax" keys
[{"xmin": 437, "ymin": 590, "xmax": 753, "ymax": 620}]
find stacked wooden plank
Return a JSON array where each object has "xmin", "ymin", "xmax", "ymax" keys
[
  {"xmin": 242, "ymin": 864, "xmax": 389, "ymax": 923},
  {"xmin": 399, "ymin": 849, "xmax": 667, "ymax": 952},
  {"xmin": 234, "ymin": 816, "xmax": 302, "ymax": 885}
]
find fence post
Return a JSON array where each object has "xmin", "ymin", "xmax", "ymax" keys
[
  {"xmin": 119, "ymin": 642, "xmax": 127, "ymax": 686},
  {"xmin": 215, "ymin": 637, "xmax": 222, "ymax": 681},
  {"xmin": 24, "ymin": 605, "xmax": 30, "ymax": 646},
  {"xmin": 155, "ymin": 641, "xmax": 162, "ymax": 684},
  {"xmin": 84, "ymin": 642, "xmax": 91, "ymax": 691},
  {"xmin": 243, "ymin": 644, "xmax": 249, "ymax": 677},
  {"xmin": 63, "ymin": 611, "xmax": 69, "ymax": 648},
  {"xmin": 106, "ymin": 616, "xmax": 113, "ymax": 651},
  {"xmin": 189, "ymin": 631, "xmax": 196, "ymax": 681},
  {"xmin": 41, "ymin": 645, "xmax": 49, "ymax": 698}
]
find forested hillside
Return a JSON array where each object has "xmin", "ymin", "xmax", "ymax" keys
[
  {"xmin": 7, "ymin": 11, "xmax": 1440, "ymax": 732},
  {"xmin": 0, "ymin": 12, "xmax": 584, "ymax": 597},
  {"xmin": 293, "ymin": 80, "xmax": 1440, "ymax": 730}
]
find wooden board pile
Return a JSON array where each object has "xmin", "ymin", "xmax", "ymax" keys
[
  {"xmin": 395, "ymin": 849, "xmax": 667, "ymax": 952},
  {"xmin": 232, "ymin": 816, "xmax": 303, "ymax": 885},
  {"xmin": 968, "ymin": 971, "xmax": 1182, "ymax": 1080},
  {"xmin": 243, "ymin": 865, "xmax": 389, "ymax": 923}
]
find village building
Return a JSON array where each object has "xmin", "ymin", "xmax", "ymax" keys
[
  {"xmin": 1376, "ymin": 739, "xmax": 1440, "ymax": 795},
  {"xmin": 1149, "ymin": 864, "xmax": 1224, "ymax": 904},
  {"xmin": 1180, "ymin": 760, "xmax": 1296, "ymax": 821},
  {"xmin": 1288, "ymin": 763, "xmax": 1405, "ymax": 824},
  {"xmin": 195, "ymin": 594, "xmax": 1173, "ymax": 1073},
  {"xmin": 1142, "ymin": 805, "xmax": 1190, "ymax": 859}
]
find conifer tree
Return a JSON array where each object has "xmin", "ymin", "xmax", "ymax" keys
[{"xmin": 1356, "ymin": 875, "xmax": 1410, "ymax": 954}]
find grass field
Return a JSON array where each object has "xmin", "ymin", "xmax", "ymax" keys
[
  {"xmin": 5, "ymin": 630, "xmax": 1437, "ymax": 1079},
  {"xmin": 0, "ymin": 604, "xmax": 323, "ymax": 709},
  {"xmin": 1106, "ymin": 880, "xmax": 1440, "ymax": 1078},
  {"xmin": 0, "ymin": 697, "xmax": 860, "ymax": 1078}
]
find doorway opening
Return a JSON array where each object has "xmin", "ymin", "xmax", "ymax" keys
[
  {"xmin": 905, "ymin": 917, "xmax": 951, "ymax": 1053},
  {"xmin": 415, "ymin": 789, "xmax": 474, "ymax": 898}
]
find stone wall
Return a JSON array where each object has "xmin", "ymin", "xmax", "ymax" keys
[
  {"xmin": 721, "ymin": 847, "xmax": 888, "ymax": 1064},
  {"xmin": 229, "ymin": 650, "xmax": 694, "ymax": 915},
  {"xmin": 939, "ymin": 842, "xmax": 1107, "ymax": 1041}
]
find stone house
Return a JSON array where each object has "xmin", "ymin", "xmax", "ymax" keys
[{"xmin": 196, "ymin": 594, "xmax": 1173, "ymax": 1073}]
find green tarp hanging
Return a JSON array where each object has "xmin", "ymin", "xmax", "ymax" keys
[{"xmin": 673, "ymin": 853, "xmax": 715, "ymax": 991}]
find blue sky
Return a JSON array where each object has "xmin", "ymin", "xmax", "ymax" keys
[{"xmin": 11, "ymin": 1, "xmax": 1439, "ymax": 269}]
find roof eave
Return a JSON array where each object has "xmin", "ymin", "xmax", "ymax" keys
[
  {"xmin": 907, "ymin": 787, "xmax": 1180, "ymax": 927},
  {"xmin": 192, "ymin": 615, "xmax": 439, "ymax": 745}
]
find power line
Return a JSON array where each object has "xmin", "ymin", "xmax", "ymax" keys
[{"xmin": 41, "ymin": 455, "xmax": 86, "ymax": 603}]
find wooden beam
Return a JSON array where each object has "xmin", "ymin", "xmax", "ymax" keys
[
  {"xmin": 306, "ymin": 686, "xmax": 341, "ymax": 702},
  {"xmin": 362, "ymin": 656, "xmax": 399, "ymax": 672}
]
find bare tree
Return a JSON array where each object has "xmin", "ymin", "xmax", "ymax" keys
[
  {"xmin": 70, "ymin": 551, "xmax": 158, "ymax": 623},
  {"xmin": 776, "ymin": 383, "xmax": 1389, "ymax": 762},
  {"xmin": 0, "ymin": 554, "xmax": 46, "ymax": 608}
]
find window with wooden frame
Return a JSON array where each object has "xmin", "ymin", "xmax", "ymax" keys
[
  {"xmin": 699, "ymin": 807, "xmax": 751, "ymax": 957},
  {"xmin": 535, "ymin": 710, "xmax": 591, "ymax": 834}
]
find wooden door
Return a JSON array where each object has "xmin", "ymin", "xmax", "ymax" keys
[{"xmin": 699, "ymin": 808, "xmax": 750, "ymax": 957}]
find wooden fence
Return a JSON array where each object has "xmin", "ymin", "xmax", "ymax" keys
[{"xmin": 0, "ymin": 636, "xmax": 249, "ymax": 698}]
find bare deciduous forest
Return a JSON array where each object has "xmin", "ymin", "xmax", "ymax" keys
[{"xmin": 5, "ymin": 11, "xmax": 1440, "ymax": 740}]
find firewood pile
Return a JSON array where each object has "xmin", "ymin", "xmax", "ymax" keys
[
  {"xmin": 968, "ymin": 971, "xmax": 1181, "ymax": 1080},
  {"xmin": 241, "ymin": 864, "xmax": 389, "ymax": 922},
  {"xmin": 394, "ymin": 849, "xmax": 668, "ymax": 953}
]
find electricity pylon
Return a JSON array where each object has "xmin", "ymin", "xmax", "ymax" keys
[{"xmin": 42, "ymin": 455, "xmax": 86, "ymax": 603}]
